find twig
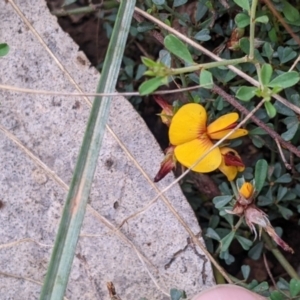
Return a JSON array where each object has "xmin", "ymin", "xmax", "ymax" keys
[
  {"xmin": 212, "ymin": 84, "xmax": 300, "ymax": 158},
  {"xmin": 263, "ymin": 253, "xmax": 277, "ymax": 288},
  {"xmin": 275, "ymin": 138, "xmax": 292, "ymax": 170},
  {"xmin": 0, "ymin": 83, "xmax": 202, "ymax": 97}
]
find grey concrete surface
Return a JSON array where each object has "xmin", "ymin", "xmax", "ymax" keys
[{"xmin": 0, "ymin": 1, "xmax": 214, "ymax": 299}]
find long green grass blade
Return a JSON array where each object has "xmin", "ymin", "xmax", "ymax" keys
[{"xmin": 39, "ymin": 1, "xmax": 136, "ymax": 299}]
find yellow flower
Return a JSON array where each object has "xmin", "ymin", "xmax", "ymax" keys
[
  {"xmin": 219, "ymin": 147, "xmax": 245, "ymax": 181},
  {"xmin": 239, "ymin": 182, "xmax": 254, "ymax": 199},
  {"xmin": 169, "ymin": 103, "xmax": 248, "ymax": 173}
]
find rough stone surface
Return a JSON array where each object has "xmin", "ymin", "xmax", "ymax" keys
[{"xmin": 0, "ymin": 1, "xmax": 215, "ymax": 299}]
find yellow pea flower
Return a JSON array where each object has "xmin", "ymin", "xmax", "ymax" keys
[
  {"xmin": 219, "ymin": 147, "xmax": 245, "ymax": 181},
  {"xmin": 169, "ymin": 103, "xmax": 248, "ymax": 173}
]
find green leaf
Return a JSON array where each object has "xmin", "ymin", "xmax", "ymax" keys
[
  {"xmin": 273, "ymin": 100, "xmax": 295, "ymax": 117},
  {"xmin": 135, "ymin": 64, "xmax": 147, "ymax": 80},
  {"xmin": 277, "ymin": 186, "xmax": 287, "ymax": 202},
  {"xmin": 0, "ymin": 43, "xmax": 9, "ymax": 57},
  {"xmin": 173, "ymin": 0, "xmax": 188, "ymax": 7},
  {"xmin": 236, "ymin": 86, "xmax": 257, "ymax": 101},
  {"xmin": 262, "ymin": 42, "xmax": 274, "ymax": 60},
  {"xmin": 281, "ymin": 122, "xmax": 299, "ymax": 141},
  {"xmin": 255, "ymin": 15, "xmax": 269, "ymax": 23},
  {"xmin": 137, "ymin": 22, "xmax": 155, "ymax": 32},
  {"xmin": 194, "ymin": 29, "xmax": 211, "ymax": 41},
  {"xmin": 268, "ymin": 27, "xmax": 278, "ymax": 43},
  {"xmin": 275, "ymin": 173, "xmax": 292, "ymax": 184},
  {"xmin": 260, "ymin": 64, "xmax": 272, "ymax": 86},
  {"xmin": 257, "ymin": 195, "xmax": 273, "ymax": 206},
  {"xmin": 141, "ymin": 56, "xmax": 157, "ymax": 68},
  {"xmin": 200, "ymin": 69, "xmax": 213, "ymax": 89},
  {"xmin": 209, "ymin": 215, "xmax": 220, "ymax": 228},
  {"xmin": 196, "ymin": 2, "xmax": 208, "ymax": 22},
  {"xmin": 139, "ymin": 77, "xmax": 166, "ymax": 95},
  {"xmin": 170, "ymin": 288, "xmax": 187, "ymax": 300},
  {"xmin": 249, "ymin": 126, "xmax": 268, "ymax": 135},
  {"xmin": 159, "ymin": 50, "xmax": 171, "ymax": 67},
  {"xmin": 236, "ymin": 235, "xmax": 253, "ymax": 250},
  {"xmin": 248, "ymin": 242, "xmax": 263, "ymax": 260},
  {"xmin": 270, "ymin": 291, "xmax": 284, "ymax": 300},
  {"xmin": 164, "ymin": 34, "xmax": 194, "ymax": 63},
  {"xmin": 206, "ymin": 228, "xmax": 221, "ymax": 241},
  {"xmin": 278, "ymin": 205, "xmax": 293, "ymax": 219},
  {"xmin": 283, "ymin": 1, "xmax": 300, "ymax": 22},
  {"xmin": 268, "ymin": 71, "xmax": 300, "ymax": 89},
  {"xmin": 290, "ymin": 279, "xmax": 300, "ymax": 297},
  {"xmin": 278, "ymin": 277, "xmax": 290, "ymax": 290},
  {"xmin": 39, "ymin": 1, "xmax": 136, "ymax": 298},
  {"xmin": 251, "ymin": 135, "xmax": 265, "ymax": 148},
  {"xmin": 233, "ymin": 0, "xmax": 250, "ymax": 12},
  {"xmin": 221, "ymin": 231, "xmax": 235, "ymax": 252},
  {"xmin": 235, "ymin": 13, "xmax": 250, "ymax": 28},
  {"xmin": 241, "ymin": 265, "xmax": 250, "ymax": 280},
  {"xmin": 255, "ymin": 159, "xmax": 268, "ymax": 194},
  {"xmin": 152, "ymin": 0, "xmax": 165, "ymax": 5},
  {"xmin": 213, "ymin": 195, "xmax": 233, "ymax": 208},
  {"xmin": 277, "ymin": 46, "xmax": 297, "ymax": 64},
  {"xmin": 252, "ymin": 281, "xmax": 269, "ymax": 293},
  {"xmin": 264, "ymin": 101, "xmax": 277, "ymax": 118}
]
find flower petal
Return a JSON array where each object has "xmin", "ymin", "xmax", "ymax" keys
[
  {"xmin": 239, "ymin": 182, "xmax": 254, "ymax": 199},
  {"xmin": 208, "ymin": 128, "xmax": 248, "ymax": 140},
  {"xmin": 207, "ymin": 113, "xmax": 239, "ymax": 134},
  {"xmin": 219, "ymin": 147, "xmax": 245, "ymax": 180},
  {"xmin": 219, "ymin": 161, "xmax": 238, "ymax": 181},
  {"xmin": 169, "ymin": 103, "xmax": 207, "ymax": 145},
  {"xmin": 174, "ymin": 139, "xmax": 221, "ymax": 172}
]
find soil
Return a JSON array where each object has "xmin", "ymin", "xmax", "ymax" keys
[{"xmin": 45, "ymin": 0, "xmax": 300, "ymax": 288}]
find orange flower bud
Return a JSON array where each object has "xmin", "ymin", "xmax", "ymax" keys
[
  {"xmin": 153, "ymin": 95, "xmax": 173, "ymax": 127},
  {"xmin": 239, "ymin": 182, "xmax": 254, "ymax": 200}
]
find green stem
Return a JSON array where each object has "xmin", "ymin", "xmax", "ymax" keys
[
  {"xmin": 170, "ymin": 57, "xmax": 249, "ymax": 76},
  {"xmin": 255, "ymin": 63, "xmax": 262, "ymax": 88},
  {"xmin": 230, "ymin": 180, "xmax": 239, "ymax": 198},
  {"xmin": 249, "ymin": 0, "xmax": 258, "ymax": 60},
  {"xmin": 174, "ymin": 59, "xmax": 194, "ymax": 102},
  {"xmin": 262, "ymin": 231, "xmax": 300, "ymax": 280}
]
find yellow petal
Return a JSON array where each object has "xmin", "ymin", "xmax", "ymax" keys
[
  {"xmin": 169, "ymin": 103, "xmax": 207, "ymax": 145},
  {"xmin": 219, "ymin": 147, "xmax": 239, "ymax": 181},
  {"xmin": 174, "ymin": 139, "xmax": 221, "ymax": 172},
  {"xmin": 239, "ymin": 182, "xmax": 254, "ymax": 199},
  {"xmin": 207, "ymin": 113, "xmax": 238, "ymax": 135},
  {"xmin": 209, "ymin": 128, "xmax": 248, "ymax": 140},
  {"xmin": 219, "ymin": 163, "xmax": 238, "ymax": 181}
]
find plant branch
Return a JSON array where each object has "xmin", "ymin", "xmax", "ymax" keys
[
  {"xmin": 170, "ymin": 57, "xmax": 250, "ymax": 75},
  {"xmin": 249, "ymin": 0, "xmax": 258, "ymax": 60}
]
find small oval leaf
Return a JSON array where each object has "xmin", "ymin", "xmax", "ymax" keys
[
  {"xmin": 164, "ymin": 34, "xmax": 194, "ymax": 63},
  {"xmin": 268, "ymin": 71, "xmax": 300, "ymax": 89},
  {"xmin": 255, "ymin": 159, "xmax": 268, "ymax": 194}
]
